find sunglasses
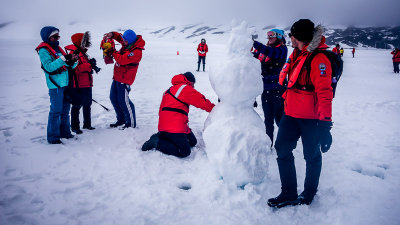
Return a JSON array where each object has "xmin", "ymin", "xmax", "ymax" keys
[{"xmin": 50, "ymin": 35, "xmax": 60, "ymax": 40}]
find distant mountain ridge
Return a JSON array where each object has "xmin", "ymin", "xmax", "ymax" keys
[{"xmin": 148, "ymin": 24, "xmax": 400, "ymax": 49}]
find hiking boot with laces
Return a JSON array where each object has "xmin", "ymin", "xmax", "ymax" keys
[{"xmin": 267, "ymin": 193, "xmax": 298, "ymax": 208}]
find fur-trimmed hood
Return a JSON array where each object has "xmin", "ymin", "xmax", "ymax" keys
[{"xmin": 306, "ymin": 25, "xmax": 328, "ymax": 52}]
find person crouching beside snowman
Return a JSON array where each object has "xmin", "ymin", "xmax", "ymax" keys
[{"xmin": 141, "ymin": 72, "xmax": 215, "ymax": 158}]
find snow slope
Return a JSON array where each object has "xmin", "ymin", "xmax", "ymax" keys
[{"xmin": 0, "ymin": 22, "xmax": 400, "ymax": 225}]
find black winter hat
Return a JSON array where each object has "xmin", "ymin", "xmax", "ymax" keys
[
  {"xmin": 183, "ymin": 72, "xmax": 196, "ymax": 83},
  {"xmin": 290, "ymin": 19, "xmax": 315, "ymax": 43}
]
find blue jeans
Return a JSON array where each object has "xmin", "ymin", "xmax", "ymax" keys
[
  {"xmin": 47, "ymin": 87, "xmax": 72, "ymax": 143},
  {"xmin": 109, "ymin": 80, "xmax": 136, "ymax": 127}
]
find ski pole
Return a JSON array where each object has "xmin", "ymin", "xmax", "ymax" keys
[{"xmin": 92, "ymin": 99, "xmax": 110, "ymax": 111}]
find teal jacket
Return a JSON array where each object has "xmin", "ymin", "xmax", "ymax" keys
[{"xmin": 38, "ymin": 47, "xmax": 69, "ymax": 89}]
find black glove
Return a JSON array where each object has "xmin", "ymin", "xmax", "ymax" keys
[
  {"xmin": 64, "ymin": 54, "xmax": 76, "ymax": 66},
  {"xmin": 318, "ymin": 120, "xmax": 332, "ymax": 153}
]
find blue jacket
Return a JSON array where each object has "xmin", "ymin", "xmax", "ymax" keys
[
  {"xmin": 252, "ymin": 41, "xmax": 287, "ymax": 90},
  {"xmin": 37, "ymin": 46, "xmax": 69, "ymax": 89}
]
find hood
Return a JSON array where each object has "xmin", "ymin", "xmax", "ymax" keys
[
  {"xmin": 171, "ymin": 74, "xmax": 194, "ymax": 87},
  {"xmin": 306, "ymin": 24, "xmax": 328, "ymax": 52},
  {"xmin": 132, "ymin": 35, "xmax": 145, "ymax": 50},
  {"xmin": 40, "ymin": 26, "xmax": 59, "ymax": 43}
]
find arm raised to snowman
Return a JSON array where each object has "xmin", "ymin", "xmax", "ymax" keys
[{"xmin": 178, "ymin": 85, "xmax": 215, "ymax": 112}]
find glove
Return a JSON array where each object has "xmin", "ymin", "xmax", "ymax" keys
[
  {"xmin": 318, "ymin": 120, "xmax": 333, "ymax": 153},
  {"xmin": 258, "ymin": 53, "xmax": 265, "ymax": 62},
  {"xmin": 64, "ymin": 54, "xmax": 72, "ymax": 62}
]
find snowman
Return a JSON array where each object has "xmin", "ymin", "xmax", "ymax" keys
[{"xmin": 203, "ymin": 21, "xmax": 271, "ymax": 187}]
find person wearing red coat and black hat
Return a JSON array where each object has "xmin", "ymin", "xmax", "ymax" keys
[
  {"xmin": 105, "ymin": 29, "xmax": 145, "ymax": 129},
  {"xmin": 267, "ymin": 19, "xmax": 334, "ymax": 208},
  {"xmin": 65, "ymin": 31, "xmax": 97, "ymax": 134},
  {"xmin": 141, "ymin": 72, "xmax": 215, "ymax": 158},
  {"xmin": 196, "ymin": 38, "xmax": 208, "ymax": 72}
]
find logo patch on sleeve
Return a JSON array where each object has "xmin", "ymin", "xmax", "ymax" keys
[{"xmin": 128, "ymin": 52, "xmax": 134, "ymax": 57}]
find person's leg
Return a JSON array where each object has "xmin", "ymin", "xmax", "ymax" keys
[
  {"xmin": 82, "ymin": 88, "xmax": 93, "ymax": 129},
  {"xmin": 47, "ymin": 88, "xmax": 64, "ymax": 143},
  {"xmin": 274, "ymin": 115, "xmax": 301, "ymax": 197},
  {"xmin": 261, "ymin": 90, "xmax": 274, "ymax": 144},
  {"xmin": 109, "ymin": 80, "xmax": 125, "ymax": 126},
  {"xmin": 395, "ymin": 62, "xmax": 400, "ymax": 73},
  {"xmin": 142, "ymin": 133, "xmax": 159, "ymax": 151},
  {"xmin": 299, "ymin": 119, "xmax": 321, "ymax": 203},
  {"xmin": 116, "ymin": 82, "xmax": 136, "ymax": 128},
  {"xmin": 157, "ymin": 132, "xmax": 191, "ymax": 158},
  {"xmin": 202, "ymin": 56, "xmax": 206, "ymax": 71},
  {"xmin": 197, "ymin": 55, "xmax": 201, "ymax": 71},
  {"xmin": 187, "ymin": 131, "xmax": 197, "ymax": 147},
  {"xmin": 272, "ymin": 90, "xmax": 284, "ymax": 128},
  {"xmin": 60, "ymin": 94, "xmax": 72, "ymax": 138},
  {"xmin": 70, "ymin": 104, "xmax": 82, "ymax": 133}
]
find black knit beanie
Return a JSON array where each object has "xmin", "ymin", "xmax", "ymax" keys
[
  {"xmin": 290, "ymin": 19, "xmax": 315, "ymax": 43},
  {"xmin": 183, "ymin": 72, "xmax": 196, "ymax": 83}
]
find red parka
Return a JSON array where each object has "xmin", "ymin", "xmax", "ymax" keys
[
  {"xmin": 279, "ymin": 36, "xmax": 333, "ymax": 121},
  {"xmin": 65, "ymin": 44, "xmax": 93, "ymax": 88},
  {"xmin": 197, "ymin": 43, "xmax": 208, "ymax": 56},
  {"xmin": 332, "ymin": 46, "xmax": 340, "ymax": 55},
  {"xmin": 110, "ymin": 32, "xmax": 145, "ymax": 85},
  {"xmin": 158, "ymin": 74, "xmax": 215, "ymax": 134},
  {"xmin": 391, "ymin": 50, "xmax": 400, "ymax": 62}
]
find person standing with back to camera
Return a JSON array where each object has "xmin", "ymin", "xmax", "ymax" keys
[{"xmin": 196, "ymin": 38, "xmax": 208, "ymax": 72}]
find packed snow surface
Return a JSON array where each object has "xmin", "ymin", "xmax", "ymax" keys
[{"xmin": 0, "ymin": 21, "xmax": 400, "ymax": 225}]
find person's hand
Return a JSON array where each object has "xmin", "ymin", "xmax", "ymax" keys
[
  {"xmin": 258, "ymin": 53, "xmax": 265, "ymax": 62},
  {"xmin": 318, "ymin": 120, "xmax": 333, "ymax": 153}
]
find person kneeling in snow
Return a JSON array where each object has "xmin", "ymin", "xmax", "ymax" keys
[{"xmin": 142, "ymin": 72, "xmax": 215, "ymax": 158}]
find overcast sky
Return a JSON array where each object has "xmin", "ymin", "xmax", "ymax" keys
[{"xmin": 2, "ymin": 0, "xmax": 399, "ymax": 28}]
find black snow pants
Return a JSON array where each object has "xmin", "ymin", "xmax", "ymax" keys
[
  {"xmin": 274, "ymin": 115, "xmax": 322, "ymax": 197},
  {"xmin": 157, "ymin": 131, "xmax": 197, "ymax": 158},
  {"xmin": 261, "ymin": 89, "xmax": 284, "ymax": 145}
]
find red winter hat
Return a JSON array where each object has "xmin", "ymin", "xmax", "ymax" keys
[{"xmin": 71, "ymin": 31, "xmax": 91, "ymax": 48}]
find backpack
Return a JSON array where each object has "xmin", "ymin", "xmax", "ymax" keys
[{"xmin": 304, "ymin": 49, "xmax": 344, "ymax": 97}]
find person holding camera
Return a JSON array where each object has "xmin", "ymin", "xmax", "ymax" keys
[
  {"xmin": 65, "ymin": 31, "xmax": 99, "ymax": 134},
  {"xmin": 105, "ymin": 29, "xmax": 145, "ymax": 129},
  {"xmin": 36, "ymin": 26, "xmax": 77, "ymax": 144}
]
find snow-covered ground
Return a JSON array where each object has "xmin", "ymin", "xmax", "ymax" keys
[{"xmin": 1, "ymin": 22, "xmax": 400, "ymax": 225}]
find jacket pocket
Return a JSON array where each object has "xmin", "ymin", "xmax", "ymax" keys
[{"xmin": 285, "ymin": 89, "xmax": 318, "ymax": 119}]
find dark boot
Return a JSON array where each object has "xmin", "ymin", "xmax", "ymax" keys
[
  {"xmin": 110, "ymin": 121, "xmax": 125, "ymax": 128},
  {"xmin": 295, "ymin": 191, "xmax": 316, "ymax": 206},
  {"xmin": 141, "ymin": 133, "xmax": 159, "ymax": 151},
  {"xmin": 71, "ymin": 127, "xmax": 83, "ymax": 134},
  {"xmin": 267, "ymin": 192, "xmax": 298, "ymax": 208},
  {"xmin": 196, "ymin": 63, "xmax": 200, "ymax": 71},
  {"xmin": 71, "ymin": 104, "xmax": 81, "ymax": 133},
  {"xmin": 82, "ymin": 105, "xmax": 93, "ymax": 130},
  {"xmin": 203, "ymin": 64, "xmax": 205, "ymax": 71}
]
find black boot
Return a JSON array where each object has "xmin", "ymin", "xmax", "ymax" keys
[
  {"xmin": 71, "ymin": 127, "xmax": 83, "ymax": 134},
  {"xmin": 196, "ymin": 63, "xmax": 200, "ymax": 71},
  {"xmin": 110, "ymin": 121, "xmax": 124, "ymax": 128},
  {"xmin": 141, "ymin": 133, "xmax": 159, "ymax": 151},
  {"xmin": 296, "ymin": 191, "xmax": 316, "ymax": 205},
  {"xmin": 203, "ymin": 64, "xmax": 205, "ymax": 72},
  {"xmin": 267, "ymin": 192, "xmax": 298, "ymax": 208}
]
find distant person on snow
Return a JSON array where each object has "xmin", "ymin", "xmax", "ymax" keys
[
  {"xmin": 332, "ymin": 43, "xmax": 340, "ymax": 55},
  {"xmin": 391, "ymin": 48, "xmax": 400, "ymax": 73},
  {"xmin": 105, "ymin": 29, "xmax": 145, "ymax": 129},
  {"xmin": 268, "ymin": 19, "xmax": 334, "ymax": 208},
  {"xmin": 141, "ymin": 72, "xmax": 215, "ymax": 158},
  {"xmin": 197, "ymin": 38, "xmax": 208, "ymax": 72},
  {"xmin": 36, "ymin": 26, "xmax": 77, "ymax": 144},
  {"xmin": 100, "ymin": 34, "xmax": 115, "ymax": 64},
  {"xmin": 352, "ymin": 47, "xmax": 355, "ymax": 58},
  {"xmin": 64, "ymin": 31, "xmax": 97, "ymax": 134},
  {"xmin": 251, "ymin": 29, "xmax": 288, "ymax": 146},
  {"xmin": 340, "ymin": 47, "xmax": 344, "ymax": 57}
]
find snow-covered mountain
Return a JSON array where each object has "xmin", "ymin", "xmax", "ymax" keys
[{"xmin": 146, "ymin": 23, "xmax": 400, "ymax": 49}]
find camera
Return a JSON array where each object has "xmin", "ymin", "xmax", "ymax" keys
[{"xmin": 89, "ymin": 58, "xmax": 101, "ymax": 74}]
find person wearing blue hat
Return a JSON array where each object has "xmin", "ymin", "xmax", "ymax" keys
[
  {"xmin": 36, "ymin": 26, "xmax": 78, "ymax": 144},
  {"xmin": 104, "ymin": 29, "xmax": 145, "ymax": 129},
  {"xmin": 251, "ymin": 28, "xmax": 288, "ymax": 147}
]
